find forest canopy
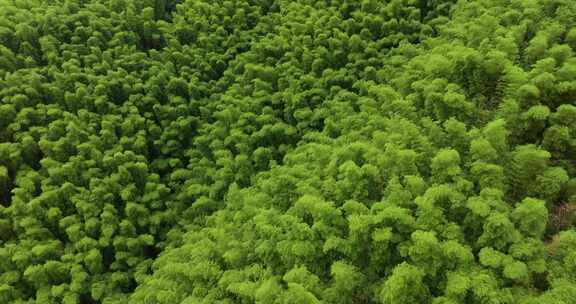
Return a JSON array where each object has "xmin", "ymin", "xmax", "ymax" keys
[{"xmin": 0, "ymin": 0, "xmax": 576, "ymax": 303}]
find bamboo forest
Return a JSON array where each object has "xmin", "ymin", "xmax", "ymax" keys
[{"xmin": 0, "ymin": 0, "xmax": 575, "ymax": 303}]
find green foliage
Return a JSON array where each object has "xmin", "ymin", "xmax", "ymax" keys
[
  {"xmin": 380, "ymin": 262, "xmax": 430, "ymax": 304},
  {"xmin": 0, "ymin": 0, "xmax": 575, "ymax": 303}
]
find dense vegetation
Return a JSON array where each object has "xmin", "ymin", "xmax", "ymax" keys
[{"xmin": 0, "ymin": 0, "xmax": 575, "ymax": 303}]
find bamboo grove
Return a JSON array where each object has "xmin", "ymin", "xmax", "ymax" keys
[{"xmin": 0, "ymin": 0, "xmax": 576, "ymax": 303}]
